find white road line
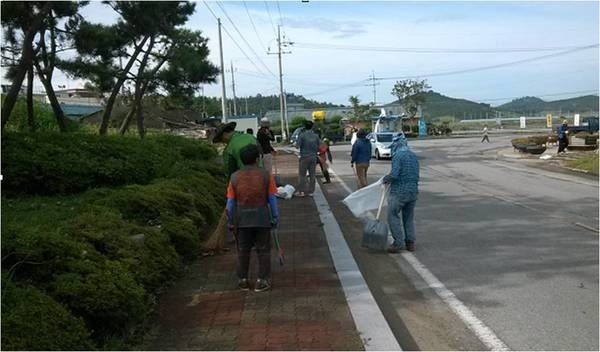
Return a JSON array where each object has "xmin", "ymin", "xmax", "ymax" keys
[
  {"xmin": 398, "ymin": 253, "xmax": 510, "ymax": 351},
  {"xmin": 328, "ymin": 164, "xmax": 510, "ymax": 352},
  {"xmin": 313, "ymin": 184, "xmax": 402, "ymax": 351}
]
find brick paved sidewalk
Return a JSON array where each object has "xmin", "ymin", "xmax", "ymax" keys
[{"xmin": 147, "ymin": 150, "xmax": 364, "ymax": 351}]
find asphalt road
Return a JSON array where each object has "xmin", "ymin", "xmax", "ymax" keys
[{"xmin": 320, "ymin": 135, "xmax": 598, "ymax": 351}]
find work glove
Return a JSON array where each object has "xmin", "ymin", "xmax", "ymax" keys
[
  {"xmin": 350, "ymin": 162, "xmax": 354, "ymax": 168},
  {"xmin": 382, "ymin": 175, "xmax": 393, "ymax": 184},
  {"xmin": 271, "ymin": 217, "xmax": 279, "ymax": 228}
]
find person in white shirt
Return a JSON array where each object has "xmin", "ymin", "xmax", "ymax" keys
[{"xmin": 481, "ymin": 124, "xmax": 490, "ymax": 143}]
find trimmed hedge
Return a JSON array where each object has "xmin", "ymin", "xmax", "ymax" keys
[
  {"xmin": 1, "ymin": 278, "xmax": 94, "ymax": 350},
  {"xmin": 1, "ymin": 132, "xmax": 218, "ymax": 196},
  {"xmin": 1, "ymin": 132, "xmax": 226, "ymax": 349}
]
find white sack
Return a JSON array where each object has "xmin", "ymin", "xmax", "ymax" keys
[
  {"xmin": 276, "ymin": 184, "xmax": 295, "ymax": 199},
  {"xmin": 343, "ymin": 178, "xmax": 386, "ymax": 217}
]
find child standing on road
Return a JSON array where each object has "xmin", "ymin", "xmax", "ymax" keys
[{"xmin": 226, "ymin": 144, "xmax": 279, "ymax": 292}]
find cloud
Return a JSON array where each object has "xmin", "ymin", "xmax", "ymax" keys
[{"xmin": 282, "ymin": 17, "xmax": 368, "ymax": 39}]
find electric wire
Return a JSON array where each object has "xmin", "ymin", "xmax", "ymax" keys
[
  {"xmin": 202, "ymin": 1, "xmax": 274, "ymax": 81},
  {"xmin": 375, "ymin": 44, "xmax": 599, "ymax": 81},
  {"xmin": 293, "ymin": 42, "xmax": 599, "ymax": 54},
  {"xmin": 264, "ymin": 1, "xmax": 278, "ymax": 39},
  {"xmin": 275, "ymin": 1, "xmax": 287, "ymax": 39},
  {"xmin": 243, "ymin": 1, "xmax": 268, "ymax": 54},
  {"xmin": 215, "ymin": 1, "xmax": 277, "ymax": 79}
]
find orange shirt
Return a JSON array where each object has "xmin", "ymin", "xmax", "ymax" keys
[{"xmin": 227, "ymin": 170, "xmax": 278, "ymax": 200}]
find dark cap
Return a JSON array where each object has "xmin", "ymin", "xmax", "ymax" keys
[
  {"xmin": 213, "ymin": 121, "xmax": 237, "ymax": 143},
  {"xmin": 304, "ymin": 120, "xmax": 314, "ymax": 129},
  {"xmin": 356, "ymin": 128, "xmax": 367, "ymax": 138}
]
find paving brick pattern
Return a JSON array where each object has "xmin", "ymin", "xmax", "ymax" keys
[{"xmin": 148, "ymin": 150, "xmax": 364, "ymax": 351}]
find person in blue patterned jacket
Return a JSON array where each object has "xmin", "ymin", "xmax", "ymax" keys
[{"xmin": 383, "ymin": 133, "xmax": 420, "ymax": 253}]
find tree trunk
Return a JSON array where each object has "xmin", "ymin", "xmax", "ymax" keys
[
  {"xmin": 0, "ymin": 2, "xmax": 52, "ymax": 133},
  {"xmin": 26, "ymin": 66, "xmax": 36, "ymax": 131},
  {"xmin": 135, "ymin": 95, "xmax": 145, "ymax": 139},
  {"xmin": 34, "ymin": 60, "xmax": 68, "ymax": 132},
  {"xmin": 99, "ymin": 36, "xmax": 149, "ymax": 135},
  {"xmin": 118, "ymin": 106, "xmax": 135, "ymax": 135}
]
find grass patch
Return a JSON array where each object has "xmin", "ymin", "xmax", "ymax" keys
[{"xmin": 565, "ymin": 151, "xmax": 599, "ymax": 175}]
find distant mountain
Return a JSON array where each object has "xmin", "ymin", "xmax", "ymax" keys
[
  {"xmin": 417, "ymin": 91, "xmax": 493, "ymax": 119},
  {"xmin": 497, "ymin": 95, "xmax": 599, "ymax": 114},
  {"xmin": 386, "ymin": 91, "xmax": 598, "ymax": 119}
]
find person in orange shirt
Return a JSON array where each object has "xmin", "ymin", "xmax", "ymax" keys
[{"xmin": 226, "ymin": 144, "xmax": 279, "ymax": 292}]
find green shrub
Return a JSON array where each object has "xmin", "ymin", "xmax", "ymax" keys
[
  {"xmin": 1, "ymin": 132, "xmax": 220, "ymax": 196},
  {"xmin": 1, "ymin": 131, "xmax": 226, "ymax": 348},
  {"xmin": 1, "ymin": 278, "xmax": 94, "ymax": 351},
  {"xmin": 2, "ymin": 94, "xmax": 79, "ymax": 132}
]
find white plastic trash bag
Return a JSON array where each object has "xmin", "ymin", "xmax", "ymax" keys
[
  {"xmin": 343, "ymin": 178, "xmax": 386, "ymax": 217},
  {"xmin": 276, "ymin": 184, "xmax": 295, "ymax": 199}
]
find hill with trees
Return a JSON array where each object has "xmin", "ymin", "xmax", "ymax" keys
[{"xmin": 497, "ymin": 95, "xmax": 599, "ymax": 114}]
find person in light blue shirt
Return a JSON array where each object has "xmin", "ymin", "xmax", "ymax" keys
[{"xmin": 383, "ymin": 133, "xmax": 420, "ymax": 253}]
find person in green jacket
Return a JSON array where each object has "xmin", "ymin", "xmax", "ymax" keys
[{"xmin": 214, "ymin": 121, "xmax": 260, "ymax": 181}]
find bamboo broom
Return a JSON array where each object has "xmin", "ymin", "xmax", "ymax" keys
[{"xmin": 203, "ymin": 210, "xmax": 228, "ymax": 254}]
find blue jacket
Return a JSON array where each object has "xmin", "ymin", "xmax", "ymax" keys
[{"xmin": 351, "ymin": 138, "xmax": 371, "ymax": 164}]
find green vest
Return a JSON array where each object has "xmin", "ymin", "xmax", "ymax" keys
[{"xmin": 223, "ymin": 132, "xmax": 258, "ymax": 180}]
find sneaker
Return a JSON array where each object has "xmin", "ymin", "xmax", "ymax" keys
[
  {"xmin": 294, "ymin": 191, "xmax": 305, "ymax": 197},
  {"xmin": 306, "ymin": 193, "xmax": 314, "ymax": 197},
  {"xmin": 254, "ymin": 279, "xmax": 271, "ymax": 292},
  {"xmin": 387, "ymin": 244, "xmax": 404, "ymax": 253},
  {"xmin": 406, "ymin": 241, "xmax": 415, "ymax": 252},
  {"xmin": 238, "ymin": 278, "xmax": 250, "ymax": 291},
  {"xmin": 322, "ymin": 180, "xmax": 331, "ymax": 184}
]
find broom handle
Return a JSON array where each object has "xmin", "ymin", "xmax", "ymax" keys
[{"xmin": 375, "ymin": 185, "xmax": 388, "ymax": 220}]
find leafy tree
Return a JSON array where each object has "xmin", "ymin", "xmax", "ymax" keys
[
  {"xmin": 1, "ymin": 2, "xmax": 55, "ymax": 132},
  {"xmin": 33, "ymin": 2, "xmax": 85, "ymax": 132},
  {"xmin": 62, "ymin": 1, "xmax": 202, "ymax": 136},
  {"xmin": 391, "ymin": 79, "xmax": 431, "ymax": 120},
  {"xmin": 348, "ymin": 95, "xmax": 369, "ymax": 122},
  {"xmin": 118, "ymin": 29, "xmax": 219, "ymax": 137}
]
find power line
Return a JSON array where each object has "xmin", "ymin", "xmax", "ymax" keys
[
  {"xmin": 215, "ymin": 2, "xmax": 277, "ymax": 79},
  {"xmin": 376, "ymin": 44, "xmax": 599, "ymax": 81},
  {"xmin": 275, "ymin": 1, "xmax": 287, "ymax": 39},
  {"xmin": 202, "ymin": 1, "xmax": 273, "ymax": 80},
  {"xmin": 243, "ymin": 1, "xmax": 268, "ymax": 54},
  {"xmin": 264, "ymin": 1, "xmax": 278, "ymax": 39},
  {"xmin": 293, "ymin": 42, "xmax": 598, "ymax": 54}
]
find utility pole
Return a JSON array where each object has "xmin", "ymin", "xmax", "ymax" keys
[
  {"xmin": 366, "ymin": 70, "xmax": 380, "ymax": 106},
  {"xmin": 230, "ymin": 61, "xmax": 238, "ymax": 116},
  {"xmin": 218, "ymin": 18, "xmax": 228, "ymax": 122},
  {"xmin": 269, "ymin": 25, "xmax": 292, "ymax": 140}
]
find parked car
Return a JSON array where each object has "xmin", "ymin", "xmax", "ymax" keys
[{"xmin": 367, "ymin": 132, "xmax": 395, "ymax": 159}]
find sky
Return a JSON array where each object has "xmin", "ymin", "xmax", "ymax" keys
[{"xmin": 50, "ymin": 1, "xmax": 600, "ymax": 107}]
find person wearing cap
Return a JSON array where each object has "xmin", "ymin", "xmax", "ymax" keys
[
  {"xmin": 350, "ymin": 129, "xmax": 371, "ymax": 188},
  {"xmin": 257, "ymin": 117, "xmax": 276, "ymax": 174},
  {"xmin": 557, "ymin": 120, "xmax": 569, "ymax": 154},
  {"xmin": 213, "ymin": 121, "xmax": 260, "ymax": 181},
  {"xmin": 295, "ymin": 120, "xmax": 321, "ymax": 197},
  {"xmin": 383, "ymin": 133, "xmax": 420, "ymax": 253}
]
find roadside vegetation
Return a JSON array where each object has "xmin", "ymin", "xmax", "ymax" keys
[
  {"xmin": 566, "ymin": 151, "xmax": 599, "ymax": 175},
  {"xmin": 1, "ymin": 129, "xmax": 225, "ymax": 350}
]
